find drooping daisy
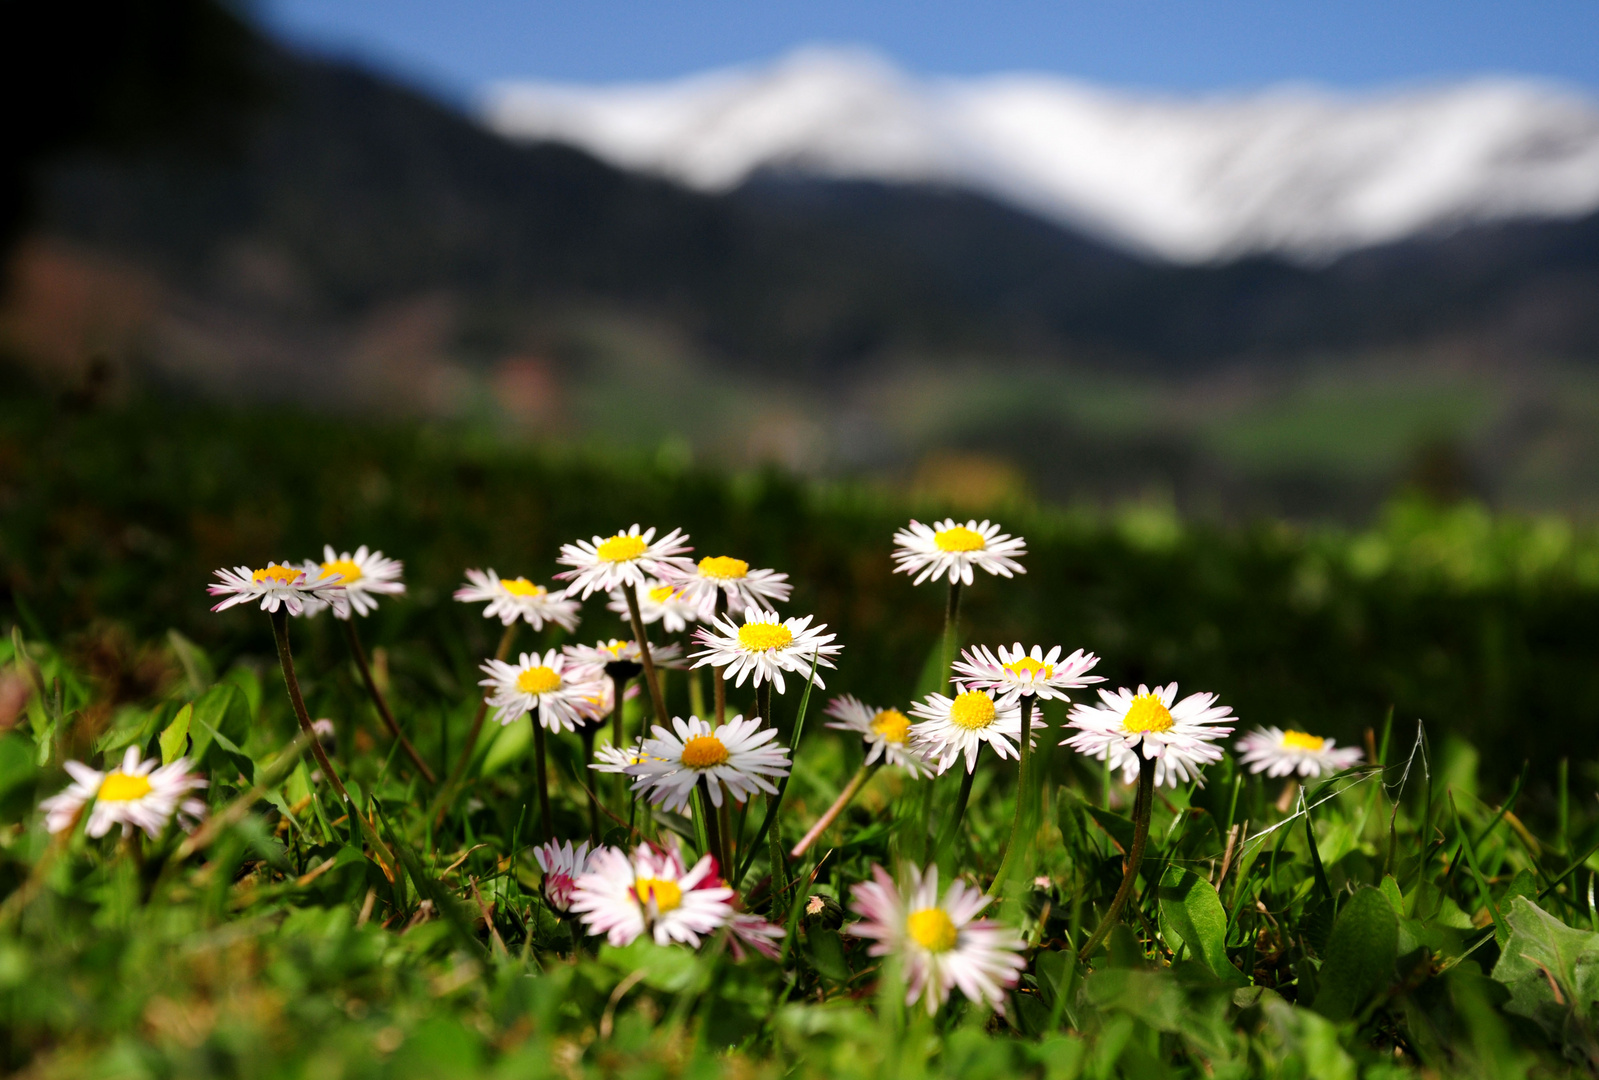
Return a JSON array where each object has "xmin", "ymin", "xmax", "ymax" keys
[
  {"xmin": 691, "ymin": 609, "xmax": 841, "ymax": 694},
  {"xmin": 627, "ymin": 714, "xmax": 791, "ymax": 812},
  {"xmin": 909, "ymin": 686, "xmax": 1025, "ymax": 775},
  {"xmin": 607, "ymin": 579, "xmax": 702, "ymax": 634},
  {"xmin": 208, "ymin": 563, "xmax": 349, "ymax": 618},
  {"xmin": 590, "ymin": 738, "xmax": 652, "ymax": 774},
  {"xmin": 728, "ymin": 913, "xmax": 786, "ymax": 961},
  {"xmin": 891, "ymin": 519, "xmax": 1027, "ymax": 587},
  {"xmin": 953, "ymin": 644, "xmax": 1102, "ymax": 701},
  {"xmin": 1235, "ymin": 727, "xmax": 1364, "ymax": 779},
  {"xmin": 453, "ymin": 569, "xmax": 582, "ymax": 631},
  {"xmin": 667, "ymin": 556, "xmax": 792, "ymax": 618},
  {"xmin": 563, "ymin": 638, "xmax": 684, "ymax": 685},
  {"xmin": 41, "ymin": 747, "xmax": 208, "ymax": 839},
  {"xmin": 302, "ymin": 545, "xmax": 404, "ymax": 618},
  {"xmin": 533, "ymin": 839, "xmax": 593, "ymax": 912},
  {"xmin": 1061, "ymin": 684, "xmax": 1235, "ymax": 788},
  {"xmin": 479, "ymin": 650, "xmax": 606, "ymax": 732},
  {"xmin": 569, "ymin": 842, "xmax": 734, "ymax": 947},
  {"xmin": 556, "ymin": 525, "xmax": 695, "ymax": 600},
  {"xmin": 847, "ymin": 863, "xmax": 1026, "ymax": 1016},
  {"xmin": 824, "ymin": 695, "xmax": 932, "ymax": 776}
]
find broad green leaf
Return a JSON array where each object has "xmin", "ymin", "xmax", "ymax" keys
[
  {"xmin": 1083, "ymin": 968, "xmax": 1184, "ymax": 1033},
  {"xmin": 1157, "ymin": 866, "xmax": 1244, "ymax": 985},
  {"xmin": 600, "ymin": 937, "xmax": 701, "ymax": 992},
  {"xmin": 805, "ymin": 926, "xmax": 851, "ymax": 983},
  {"xmin": 166, "ymin": 629, "xmax": 214, "ymax": 694},
  {"xmin": 480, "ymin": 715, "xmax": 531, "ymax": 776},
  {"xmin": 189, "ymin": 683, "xmax": 249, "ymax": 766},
  {"xmin": 1083, "ymin": 803, "xmax": 1135, "ymax": 854},
  {"xmin": 1313, "ymin": 886, "xmax": 1398, "ymax": 1021},
  {"xmin": 159, "ymin": 703, "xmax": 192, "ymax": 765},
  {"xmin": 1379, "ymin": 873, "xmax": 1404, "ymax": 917},
  {"xmin": 1491, "ymin": 896, "xmax": 1599, "ymax": 1048}
]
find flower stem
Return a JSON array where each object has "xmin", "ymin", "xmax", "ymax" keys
[
  {"xmin": 701, "ymin": 778, "xmax": 726, "ymax": 872},
  {"xmin": 610, "ymin": 671, "xmax": 629, "ymax": 809},
  {"xmin": 624, "ymin": 586, "xmax": 669, "ymax": 728},
  {"xmin": 713, "ymin": 592, "xmax": 727, "ymax": 726},
  {"xmin": 987, "ymin": 695, "xmax": 1035, "ymax": 896},
  {"xmin": 580, "ymin": 724, "xmax": 599, "ymax": 841},
  {"xmin": 791, "ymin": 764, "xmax": 871, "ymax": 858},
  {"xmin": 941, "ymin": 581, "xmax": 963, "ymax": 691},
  {"xmin": 431, "ymin": 621, "xmax": 517, "ymax": 826},
  {"xmin": 532, "ymin": 705, "xmax": 552, "ymax": 842},
  {"xmin": 341, "ymin": 618, "xmax": 437, "ymax": 783},
  {"xmin": 934, "ymin": 763, "xmax": 977, "ymax": 859},
  {"xmin": 1079, "ymin": 749, "xmax": 1156, "ymax": 962},
  {"xmin": 270, "ymin": 611, "xmax": 393, "ymax": 864}
]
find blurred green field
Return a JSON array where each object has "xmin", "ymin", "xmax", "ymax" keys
[
  {"xmin": 8, "ymin": 388, "xmax": 1599, "ymax": 1077},
  {"xmin": 4, "ymin": 389, "xmax": 1598, "ymax": 788}
]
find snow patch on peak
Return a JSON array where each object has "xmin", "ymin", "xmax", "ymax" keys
[{"xmin": 482, "ymin": 47, "xmax": 1599, "ymax": 263}]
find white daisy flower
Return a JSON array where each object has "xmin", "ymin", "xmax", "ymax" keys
[
  {"xmin": 479, "ymin": 649, "xmax": 606, "ymax": 733},
  {"xmin": 909, "ymin": 686, "xmax": 1025, "ymax": 775},
  {"xmin": 1061, "ymin": 683, "xmax": 1235, "ymax": 788},
  {"xmin": 453, "ymin": 569, "xmax": 581, "ymax": 631},
  {"xmin": 1235, "ymin": 727, "xmax": 1364, "ymax": 779},
  {"xmin": 607, "ymin": 578, "xmax": 702, "ymax": 634},
  {"xmin": 590, "ymin": 738, "xmax": 652, "ymax": 774},
  {"xmin": 533, "ymin": 838, "xmax": 594, "ymax": 912},
  {"xmin": 627, "ymin": 714, "xmax": 792, "ymax": 812},
  {"xmin": 824, "ymin": 695, "xmax": 933, "ymax": 777},
  {"xmin": 556, "ymin": 525, "xmax": 695, "ymax": 600},
  {"xmin": 690, "ymin": 609, "xmax": 841, "ymax": 694},
  {"xmin": 570, "ymin": 842, "xmax": 734, "ymax": 947},
  {"xmin": 666, "ymin": 556, "xmax": 792, "ymax": 618},
  {"xmin": 207, "ymin": 562, "xmax": 349, "ymax": 618},
  {"xmin": 563, "ymin": 638, "xmax": 685, "ymax": 684},
  {"xmin": 301, "ymin": 545, "xmax": 404, "ymax": 618},
  {"xmin": 847, "ymin": 863, "xmax": 1026, "ymax": 1016},
  {"xmin": 891, "ymin": 519, "xmax": 1027, "ymax": 587},
  {"xmin": 952, "ymin": 644, "xmax": 1102, "ymax": 701},
  {"xmin": 40, "ymin": 747, "xmax": 208, "ymax": 839}
]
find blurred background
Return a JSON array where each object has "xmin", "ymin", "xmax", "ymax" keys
[
  {"xmin": 7, "ymin": 0, "xmax": 1599, "ymax": 521},
  {"xmin": 7, "ymin": 1, "xmax": 1599, "ymax": 781}
]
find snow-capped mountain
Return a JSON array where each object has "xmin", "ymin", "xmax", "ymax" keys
[{"xmin": 482, "ymin": 47, "xmax": 1599, "ymax": 264}]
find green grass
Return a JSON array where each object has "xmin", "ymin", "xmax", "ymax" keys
[{"xmin": 5, "ymin": 395, "xmax": 1599, "ymax": 1076}]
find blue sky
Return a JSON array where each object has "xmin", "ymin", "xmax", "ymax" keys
[{"xmin": 262, "ymin": 0, "xmax": 1599, "ymax": 102}]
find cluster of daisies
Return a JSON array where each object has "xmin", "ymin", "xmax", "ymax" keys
[{"xmin": 35, "ymin": 517, "xmax": 1365, "ymax": 1019}]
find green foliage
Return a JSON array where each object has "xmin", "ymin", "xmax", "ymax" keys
[{"xmin": 4, "ymin": 402, "xmax": 1599, "ymax": 1076}]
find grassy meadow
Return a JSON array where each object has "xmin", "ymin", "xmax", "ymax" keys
[{"xmin": 4, "ymin": 392, "xmax": 1599, "ymax": 1077}]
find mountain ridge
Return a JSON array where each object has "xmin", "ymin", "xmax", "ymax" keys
[{"xmin": 484, "ymin": 46, "xmax": 1599, "ymax": 263}]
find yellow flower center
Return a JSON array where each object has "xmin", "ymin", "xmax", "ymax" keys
[
  {"xmin": 1004, "ymin": 657, "xmax": 1052, "ymax": 680},
  {"xmin": 870, "ymin": 709, "xmax": 912, "ymax": 744},
  {"xmin": 1281, "ymin": 730, "xmax": 1326, "ymax": 752},
  {"xmin": 1122, "ymin": 693, "xmax": 1175, "ymax": 734},
  {"xmin": 98, "ymin": 772, "xmax": 154, "ymax": 803},
  {"xmin": 680, "ymin": 734, "xmax": 730, "ymax": 769},
  {"xmin": 633, "ymin": 877, "xmax": 682, "ymax": 913},
  {"xmin": 738, "ymin": 622, "xmax": 793, "ymax": 652},
  {"xmin": 906, "ymin": 907, "xmax": 958, "ymax": 952},
  {"xmin": 516, "ymin": 666, "xmax": 562, "ymax": 695},
  {"xmin": 698, "ymin": 555, "xmax": 749, "ymax": 580},
  {"xmin": 252, "ymin": 565, "xmax": 300, "ymax": 585},
  {"xmin": 948, "ymin": 691, "xmax": 996, "ymax": 730},
  {"xmin": 933, "ymin": 526, "xmax": 986, "ymax": 552},
  {"xmin": 596, "ymin": 534, "xmax": 648, "ymax": 562},
  {"xmin": 648, "ymin": 585, "xmax": 681, "ymax": 604},
  {"xmin": 321, "ymin": 558, "xmax": 364, "ymax": 584},
  {"xmin": 599, "ymin": 639, "xmax": 629, "ymax": 657},
  {"xmin": 500, "ymin": 577, "xmax": 546, "ymax": 597}
]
